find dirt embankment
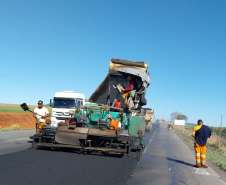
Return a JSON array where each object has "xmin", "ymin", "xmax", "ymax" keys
[{"xmin": 0, "ymin": 113, "xmax": 42, "ymax": 129}]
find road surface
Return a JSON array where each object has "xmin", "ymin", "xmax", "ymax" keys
[{"xmin": 0, "ymin": 124, "xmax": 225, "ymax": 185}]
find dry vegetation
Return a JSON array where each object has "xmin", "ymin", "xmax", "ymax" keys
[
  {"xmin": 175, "ymin": 126, "xmax": 226, "ymax": 153},
  {"xmin": 0, "ymin": 124, "xmax": 21, "ymax": 131}
]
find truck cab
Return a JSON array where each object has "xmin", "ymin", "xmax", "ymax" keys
[{"xmin": 51, "ymin": 91, "xmax": 85, "ymax": 127}]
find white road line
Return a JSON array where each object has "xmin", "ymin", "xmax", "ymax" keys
[{"xmin": 143, "ymin": 127, "xmax": 158, "ymax": 154}]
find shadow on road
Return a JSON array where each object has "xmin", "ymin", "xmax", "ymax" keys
[{"xmin": 166, "ymin": 157, "xmax": 194, "ymax": 167}]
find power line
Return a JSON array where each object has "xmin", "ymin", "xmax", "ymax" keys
[{"xmin": 0, "ymin": 74, "xmax": 53, "ymax": 92}]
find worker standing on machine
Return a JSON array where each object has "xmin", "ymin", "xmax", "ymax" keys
[
  {"xmin": 33, "ymin": 100, "xmax": 50, "ymax": 134},
  {"xmin": 121, "ymin": 75, "xmax": 138, "ymax": 105}
]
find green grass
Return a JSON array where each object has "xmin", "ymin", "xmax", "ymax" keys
[
  {"xmin": 0, "ymin": 106, "xmax": 52, "ymax": 113},
  {"xmin": 207, "ymin": 150, "xmax": 226, "ymax": 170},
  {"xmin": 0, "ymin": 106, "xmax": 33, "ymax": 113},
  {"xmin": 174, "ymin": 129, "xmax": 226, "ymax": 171},
  {"xmin": 185, "ymin": 123, "xmax": 196, "ymax": 127}
]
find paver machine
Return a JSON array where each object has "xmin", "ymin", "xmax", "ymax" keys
[{"xmin": 28, "ymin": 58, "xmax": 151, "ymax": 160}]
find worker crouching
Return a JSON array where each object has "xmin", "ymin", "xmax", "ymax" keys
[{"xmin": 33, "ymin": 100, "xmax": 50, "ymax": 134}]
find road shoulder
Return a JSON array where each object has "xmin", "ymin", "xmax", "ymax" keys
[
  {"xmin": 128, "ymin": 123, "xmax": 226, "ymax": 185},
  {"xmin": 174, "ymin": 128, "xmax": 226, "ymax": 183}
]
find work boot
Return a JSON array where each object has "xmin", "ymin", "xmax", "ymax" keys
[
  {"xmin": 201, "ymin": 165, "xmax": 208, "ymax": 168},
  {"xmin": 193, "ymin": 165, "xmax": 201, "ymax": 168}
]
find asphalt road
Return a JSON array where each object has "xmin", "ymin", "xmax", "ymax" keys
[
  {"xmin": 0, "ymin": 129, "xmax": 35, "ymax": 155},
  {"xmin": 0, "ymin": 126, "xmax": 155, "ymax": 185},
  {"xmin": 0, "ymin": 124, "xmax": 225, "ymax": 185}
]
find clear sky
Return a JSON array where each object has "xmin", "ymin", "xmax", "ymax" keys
[{"xmin": 0, "ymin": 0, "xmax": 226, "ymax": 127}]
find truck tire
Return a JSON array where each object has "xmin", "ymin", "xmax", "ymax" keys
[{"xmin": 145, "ymin": 122, "xmax": 152, "ymax": 132}]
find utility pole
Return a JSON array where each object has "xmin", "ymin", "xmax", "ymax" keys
[{"xmin": 220, "ymin": 115, "xmax": 222, "ymax": 127}]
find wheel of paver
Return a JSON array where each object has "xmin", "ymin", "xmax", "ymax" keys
[
  {"xmin": 119, "ymin": 153, "xmax": 124, "ymax": 158},
  {"xmin": 101, "ymin": 152, "xmax": 109, "ymax": 155},
  {"xmin": 78, "ymin": 149, "xmax": 83, "ymax": 154},
  {"xmin": 83, "ymin": 150, "xmax": 88, "ymax": 155}
]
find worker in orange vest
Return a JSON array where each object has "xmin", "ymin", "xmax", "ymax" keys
[{"xmin": 168, "ymin": 121, "xmax": 173, "ymax": 130}]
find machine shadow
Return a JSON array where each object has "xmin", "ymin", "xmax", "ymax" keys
[{"xmin": 166, "ymin": 157, "xmax": 194, "ymax": 167}]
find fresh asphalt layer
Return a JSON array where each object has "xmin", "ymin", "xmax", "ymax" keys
[
  {"xmin": 0, "ymin": 124, "xmax": 225, "ymax": 185},
  {"xmin": 0, "ymin": 126, "xmax": 155, "ymax": 185}
]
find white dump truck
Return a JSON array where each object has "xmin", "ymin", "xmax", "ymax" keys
[{"xmin": 51, "ymin": 91, "xmax": 85, "ymax": 127}]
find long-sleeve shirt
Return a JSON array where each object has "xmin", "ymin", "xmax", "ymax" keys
[
  {"xmin": 192, "ymin": 125, "xmax": 211, "ymax": 145},
  {"xmin": 124, "ymin": 80, "xmax": 135, "ymax": 92}
]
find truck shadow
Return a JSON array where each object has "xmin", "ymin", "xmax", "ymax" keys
[{"xmin": 166, "ymin": 157, "xmax": 194, "ymax": 167}]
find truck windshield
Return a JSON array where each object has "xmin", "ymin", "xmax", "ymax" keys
[{"xmin": 53, "ymin": 98, "xmax": 76, "ymax": 108}]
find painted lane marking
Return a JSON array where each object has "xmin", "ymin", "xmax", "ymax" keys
[
  {"xmin": 143, "ymin": 127, "xmax": 159, "ymax": 154},
  {"xmin": 192, "ymin": 168, "xmax": 217, "ymax": 177}
]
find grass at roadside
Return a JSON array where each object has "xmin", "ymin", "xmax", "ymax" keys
[
  {"xmin": 0, "ymin": 106, "xmax": 33, "ymax": 113},
  {"xmin": 174, "ymin": 127, "xmax": 226, "ymax": 171},
  {"xmin": 0, "ymin": 124, "xmax": 21, "ymax": 131},
  {"xmin": 185, "ymin": 123, "xmax": 196, "ymax": 127},
  {"xmin": 0, "ymin": 104, "xmax": 52, "ymax": 113}
]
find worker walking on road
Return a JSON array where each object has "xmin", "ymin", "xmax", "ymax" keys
[
  {"xmin": 192, "ymin": 119, "xmax": 211, "ymax": 168},
  {"xmin": 33, "ymin": 100, "xmax": 50, "ymax": 134},
  {"xmin": 168, "ymin": 121, "xmax": 173, "ymax": 131}
]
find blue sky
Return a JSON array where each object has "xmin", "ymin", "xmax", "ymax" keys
[{"xmin": 0, "ymin": 0, "xmax": 226, "ymax": 127}]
